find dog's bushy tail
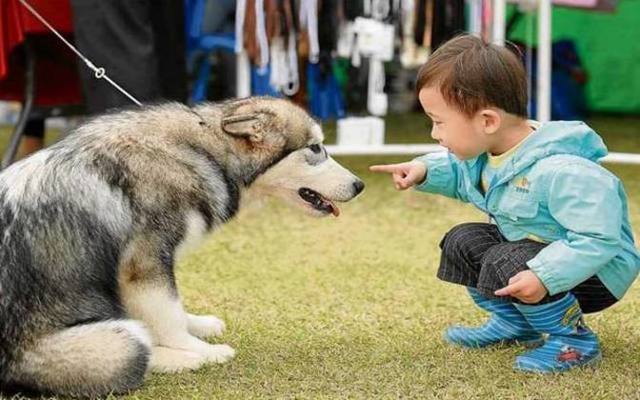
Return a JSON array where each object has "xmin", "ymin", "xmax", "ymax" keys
[{"xmin": 7, "ymin": 319, "xmax": 151, "ymax": 397}]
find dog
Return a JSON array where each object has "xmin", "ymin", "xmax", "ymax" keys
[{"xmin": 0, "ymin": 97, "xmax": 364, "ymax": 397}]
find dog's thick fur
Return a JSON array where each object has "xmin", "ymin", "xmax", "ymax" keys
[{"xmin": 0, "ymin": 97, "xmax": 363, "ymax": 397}]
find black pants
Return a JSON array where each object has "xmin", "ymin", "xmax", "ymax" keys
[
  {"xmin": 438, "ymin": 223, "xmax": 618, "ymax": 314},
  {"xmin": 23, "ymin": 119, "xmax": 45, "ymax": 139},
  {"xmin": 70, "ymin": 0, "xmax": 187, "ymax": 114}
]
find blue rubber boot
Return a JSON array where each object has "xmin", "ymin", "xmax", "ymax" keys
[
  {"xmin": 514, "ymin": 293, "xmax": 601, "ymax": 373},
  {"xmin": 445, "ymin": 288, "xmax": 544, "ymax": 348}
]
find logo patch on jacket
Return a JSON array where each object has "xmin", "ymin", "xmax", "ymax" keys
[{"xmin": 512, "ymin": 176, "xmax": 531, "ymax": 194}]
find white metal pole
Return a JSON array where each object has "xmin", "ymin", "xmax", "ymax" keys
[
  {"xmin": 468, "ymin": 0, "xmax": 482, "ymax": 37},
  {"xmin": 537, "ymin": 0, "xmax": 552, "ymax": 122},
  {"xmin": 236, "ymin": 51, "xmax": 251, "ymax": 98},
  {"xmin": 492, "ymin": 0, "xmax": 506, "ymax": 45},
  {"xmin": 235, "ymin": 0, "xmax": 251, "ymax": 98}
]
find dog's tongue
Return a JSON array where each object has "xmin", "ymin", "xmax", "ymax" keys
[{"xmin": 327, "ymin": 200, "xmax": 340, "ymax": 217}]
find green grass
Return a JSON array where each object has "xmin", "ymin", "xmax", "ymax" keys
[{"xmin": 1, "ymin": 114, "xmax": 639, "ymax": 399}]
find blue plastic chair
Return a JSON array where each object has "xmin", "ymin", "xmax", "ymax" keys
[
  {"xmin": 250, "ymin": 65, "xmax": 281, "ymax": 97},
  {"xmin": 307, "ymin": 62, "xmax": 345, "ymax": 121},
  {"xmin": 185, "ymin": 0, "xmax": 236, "ymax": 103}
]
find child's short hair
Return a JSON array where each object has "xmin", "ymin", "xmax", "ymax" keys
[{"xmin": 416, "ymin": 35, "xmax": 528, "ymax": 118}]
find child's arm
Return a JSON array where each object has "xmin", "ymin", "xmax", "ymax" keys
[
  {"xmin": 525, "ymin": 163, "xmax": 624, "ymax": 296},
  {"xmin": 412, "ymin": 152, "xmax": 472, "ymax": 202},
  {"xmin": 370, "ymin": 151, "xmax": 473, "ymax": 201}
]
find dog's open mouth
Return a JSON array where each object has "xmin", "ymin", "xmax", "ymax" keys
[{"xmin": 298, "ymin": 188, "xmax": 340, "ymax": 217}]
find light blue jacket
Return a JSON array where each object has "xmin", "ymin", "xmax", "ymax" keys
[{"xmin": 415, "ymin": 121, "xmax": 640, "ymax": 299}]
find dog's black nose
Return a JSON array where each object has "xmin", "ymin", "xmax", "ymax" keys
[{"xmin": 353, "ymin": 180, "xmax": 365, "ymax": 195}]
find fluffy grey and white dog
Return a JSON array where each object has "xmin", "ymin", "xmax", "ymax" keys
[{"xmin": 0, "ymin": 97, "xmax": 364, "ymax": 397}]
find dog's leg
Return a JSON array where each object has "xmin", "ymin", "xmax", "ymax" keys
[
  {"xmin": 187, "ymin": 313, "xmax": 226, "ymax": 338},
  {"xmin": 119, "ymin": 241, "xmax": 235, "ymax": 372},
  {"xmin": 121, "ymin": 281, "xmax": 235, "ymax": 369}
]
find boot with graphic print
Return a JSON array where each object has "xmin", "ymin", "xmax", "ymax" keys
[{"xmin": 513, "ymin": 293, "xmax": 601, "ymax": 373}]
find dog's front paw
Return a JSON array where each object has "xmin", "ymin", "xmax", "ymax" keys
[
  {"xmin": 202, "ymin": 344, "xmax": 236, "ymax": 364},
  {"xmin": 149, "ymin": 346, "xmax": 206, "ymax": 373},
  {"xmin": 187, "ymin": 314, "xmax": 226, "ymax": 338}
]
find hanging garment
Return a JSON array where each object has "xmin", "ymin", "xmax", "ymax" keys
[
  {"xmin": 343, "ymin": 0, "xmax": 364, "ymax": 20},
  {"xmin": 431, "ymin": 0, "xmax": 465, "ymax": 51},
  {"xmin": 265, "ymin": 0, "xmax": 283, "ymax": 40},
  {"xmin": 317, "ymin": 0, "xmax": 339, "ymax": 75},
  {"xmin": 282, "ymin": 0, "xmax": 301, "ymax": 97},
  {"xmin": 413, "ymin": 0, "xmax": 433, "ymax": 48},
  {"xmin": 345, "ymin": 56, "xmax": 370, "ymax": 114},
  {"xmin": 307, "ymin": 62, "xmax": 345, "ymax": 120},
  {"xmin": 242, "ymin": 0, "xmax": 260, "ymax": 65},
  {"xmin": 400, "ymin": 0, "xmax": 429, "ymax": 68},
  {"xmin": 306, "ymin": 0, "xmax": 344, "ymax": 120},
  {"xmin": 413, "ymin": 0, "xmax": 425, "ymax": 46},
  {"xmin": 255, "ymin": 0, "xmax": 269, "ymax": 69},
  {"xmin": 299, "ymin": 0, "xmax": 319, "ymax": 63},
  {"xmin": 267, "ymin": 0, "xmax": 299, "ymax": 95}
]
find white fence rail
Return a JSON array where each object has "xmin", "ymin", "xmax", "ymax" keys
[{"xmin": 326, "ymin": 144, "xmax": 640, "ymax": 165}]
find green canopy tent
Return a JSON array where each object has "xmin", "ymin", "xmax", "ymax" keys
[{"xmin": 508, "ymin": 0, "xmax": 640, "ymax": 114}]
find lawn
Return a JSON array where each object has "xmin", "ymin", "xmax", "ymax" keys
[{"xmin": 1, "ymin": 114, "xmax": 639, "ymax": 399}]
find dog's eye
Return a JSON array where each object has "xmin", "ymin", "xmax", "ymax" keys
[{"xmin": 308, "ymin": 144, "xmax": 322, "ymax": 154}]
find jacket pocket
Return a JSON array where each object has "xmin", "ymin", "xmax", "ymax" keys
[{"xmin": 496, "ymin": 193, "xmax": 539, "ymax": 221}]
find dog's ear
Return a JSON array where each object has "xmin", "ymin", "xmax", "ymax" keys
[{"xmin": 221, "ymin": 113, "xmax": 267, "ymax": 143}]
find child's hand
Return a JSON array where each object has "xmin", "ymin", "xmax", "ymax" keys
[
  {"xmin": 494, "ymin": 270, "xmax": 548, "ymax": 303},
  {"xmin": 369, "ymin": 161, "xmax": 427, "ymax": 190}
]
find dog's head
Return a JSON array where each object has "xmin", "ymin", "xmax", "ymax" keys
[
  {"xmin": 199, "ymin": 97, "xmax": 364, "ymax": 217},
  {"xmin": 250, "ymin": 137, "xmax": 365, "ymax": 217}
]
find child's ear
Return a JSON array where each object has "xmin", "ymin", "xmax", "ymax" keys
[{"xmin": 479, "ymin": 108, "xmax": 501, "ymax": 135}]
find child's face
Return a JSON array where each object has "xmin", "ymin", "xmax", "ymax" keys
[{"xmin": 418, "ymin": 86, "xmax": 490, "ymax": 160}]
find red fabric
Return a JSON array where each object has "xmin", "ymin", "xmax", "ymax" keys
[{"xmin": 0, "ymin": 0, "xmax": 81, "ymax": 106}]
